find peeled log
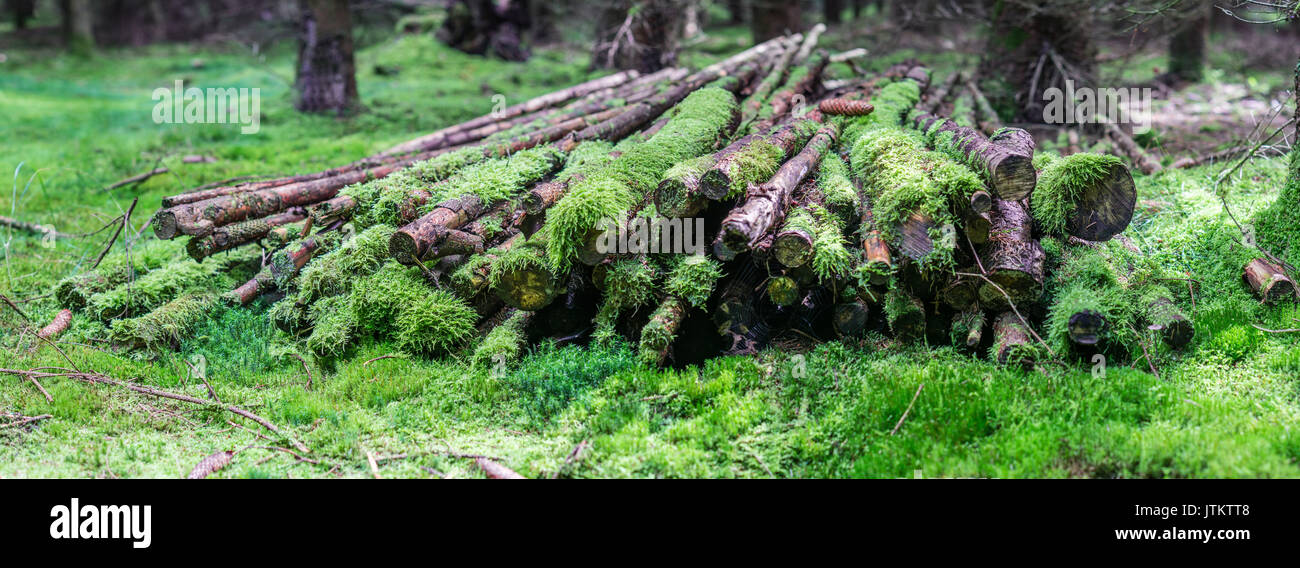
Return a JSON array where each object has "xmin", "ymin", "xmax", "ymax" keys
[
  {"xmin": 977, "ymin": 199, "xmax": 1045, "ymax": 310},
  {"xmin": 911, "ymin": 113, "xmax": 1037, "ymax": 201},
  {"xmin": 717, "ymin": 123, "xmax": 838, "ymax": 257},
  {"xmin": 186, "ymin": 209, "xmax": 307, "ymax": 261},
  {"xmin": 1243, "ymin": 259, "xmax": 1296, "ymax": 304}
]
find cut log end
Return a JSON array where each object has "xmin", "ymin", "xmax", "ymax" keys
[
  {"xmin": 767, "ymin": 276, "xmax": 800, "ymax": 306},
  {"xmin": 1067, "ymin": 310, "xmax": 1104, "ymax": 345},
  {"xmin": 771, "ymin": 229, "xmax": 814, "ymax": 268},
  {"xmin": 496, "ymin": 266, "xmax": 560, "ymax": 311},
  {"xmin": 990, "ymin": 154, "xmax": 1037, "ymax": 201},
  {"xmin": 833, "ymin": 300, "xmax": 870, "ymax": 336},
  {"xmin": 992, "ymin": 311, "xmax": 1036, "ymax": 366},
  {"xmin": 1243, "ymin": 259, "xmax": 1296, "ymax": 304},
  {"xmin": 1066, "ymin": 162, "xmax": 1137, "ymax": 242}
]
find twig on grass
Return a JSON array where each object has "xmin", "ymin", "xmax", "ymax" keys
[
  {"xmin": 1, "ymin": 414, "xmax": 52, "ymax": 429},
  {"xmin": 890, "ymin": 383, "xmax": 924, "ymax": 436}
]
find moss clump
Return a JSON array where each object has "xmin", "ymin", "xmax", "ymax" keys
[
  {"xmin": 393, "ymin": 288, "xmax": 478, "ymax": 356},
  {"xmin": 1043, "ymin": 243, "xmax": 1137, "ymax": 357},
  {"xmin": 108, "ymin": 293, "xmax": 218, "ymax": 349},
  {"xmin": 542, "ymin": 86, "xmax": 739, "ymax": 270},
  {"xmin": 305, "ymin": 295, "xmax": 356, "ymax": 358},
  {"xmin": 1252, "ymin": 149, "xmax": 1300, "ymax": 266},
  {"xmin": 840, "ymin": 80, "xmax": 922, "ymax": 144},
  {"xmin": 815, "ymin": 152, "xmax": 859, "ymax": 225},
  {"xmin": 55, "ymin": 237, "xmax": 187, "ymax": 309},
  {"xmin": 1032, "ymin": 153, "xmax": 1126, "ymax": 235},
  {"xmin": 472, "ymin": 309, "xmax": 530, "ymax": 368},
  {"xmin": 664, "ymin": 255, "xmax": 724, "ymax": 309},
  {"xmin": 86, "ymin": 249, "xmax": 258, "ymax": 321},
  {"xmin": 270, "ymin": 231, "xmax": 344, "ymax": 288},
  {"xmin": 294, "ymin": 224, "xmax": 397, "ymax": 304},
  {"xmin": 849, "ymin": 128, "xmax": 981, "ymax": 270},
  {"xmin": 418, "ymin": 146, "xmax": 565, "ymax": 214},
  {"xmin": 657, "ymin": 155, "xmax": 715, "ymax": 214},
  {"xmin": 592, "ymin": 257, "xmax": 660, "ymax": 343}
]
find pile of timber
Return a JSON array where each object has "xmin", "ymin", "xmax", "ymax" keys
[{"xmin": 52, "ymin": 29, "xmax": 1294, "ymax": 369}]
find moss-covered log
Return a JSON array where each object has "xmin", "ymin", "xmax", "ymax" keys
[
  {"xmin": 270, "ymin": 232, "xmax": 342, "ymax": 288},
  {"xmin": 884, "ymin": 287, "xmax": 925, "ymax": 341},
  {"xmin": 1243, "ymin": 258, "xmax": 1296, "ymax": 304},
  {"xmin": 991, "ymin": 311, "xmax": 1038, "ymax": 366},
  {"xmin": 767, "ymin": 275, "xmax": 800, "ymax": 306},
  {"xmin": 87, "ymin": 249, "xmax": 258, "ymax": 321},
  {"xmin": 109, "ymin": 293, "xmax": 217, "ymax": 350},
  {"xmin": 918, "ymin": 71, "xmax": 961, "ymax": 115},
  {"xmin": 186, "ymin": 209, "xmax": 308, "ymax": 261},
  {"xmin": 911, "ymin": 113, "xmax": 1037, "ymax": 200},
  {"xmin": 747, "ymin": 50, "xmax": 829, "ymax": 134},
  {"xmin": 637, "ymin": 255, "xmax": 723, "ymax": 366},
  {"xmin": 471, "ymin": 308, "xmax": 534, "ymax": 368},
  {"xmin": 950, "ymin": 306, "xmax": 984, "ymax": 349},
  {"xmin": 1141, "ymin": 284, "xmax": 1194, "ymax": 348},
  {"xmin": 717, "ymin": 123, "xmax": 838, "ymax": 257},
  {"xmin": 309, "ymin": 195, "xmax": 357, "ymax": 226},
  {"xmin": 54, "ymin": 239, "xmax": 187, "ymax": 309},
  {"xmin": 977, "ymin": 198, "xmax": 1045, "ymax": 310},
  {"xmin": 1031, "ymin": 153, "xmax": 1136, "ymax": 242},
  {"xmin": 699, "ymin": 118, "xmax": 821, "ymax": 200}
]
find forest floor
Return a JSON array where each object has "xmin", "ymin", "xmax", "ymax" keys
[{"xmin": 2, "ymin": 22, "xmax": 1300, "ymax": 478}]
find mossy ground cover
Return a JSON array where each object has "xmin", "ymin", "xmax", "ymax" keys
[{"xmin": 4, "ymin": 26, "xmax": 1300, "ymax": 478}]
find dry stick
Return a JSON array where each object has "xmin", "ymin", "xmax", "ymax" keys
[
  {"xmin": 1132, "ymin": 326, "xmax": 1161, "ymax": 380},
  {"xmin": 366, "ymin": 450, "xmax": 382, "ymax": 479},
  {"xmin": 1, "ymin": 414, "xmax": 53, "ymax": 429},
  {"xmin": 290, "ymin": 353, "xmax": 313, "ymax": 391},
  {"xmin": 363, "ymin": 354, "xmax": 404, "ymax": 366},
  {"xmin": 6, "ymin": 369, "xmax": 312, "ymax": 453},
  {"xmin": 1, "ymin": 293, "xmax": 31, "ymax": 321},
  {"xmin": 550, "ymin": 440, "xmax": 590, "ymax": 479},
  {"xmin": 1252, "ymin": 324, "xmax": 1300, "ymax": 333},
  {"xmin": 0, "ymin": 215, "xmax": 73, "ymax": 239},
  {"xmin": 890, "ymin": 383, "xmax": 924, "ymax": 436},
  {"xmin": 104, "ymin": 167, "xmax": 169, "ymax": 192},
  {"xmin": 26, "ymin": 375, "xmax": 53, "ymax": 403},
  {"xmin": 955, "ymin": 271, "xmax": 1057, "ymax": 360},
  {"xmin": 91, "ymin": 197, "xmax": 137, "ymax": 269},
  {"xmin": 246, "ymin": 445, "xmax": 321, "ymax": 465},
  {"xmin": 475, "ymin": 457, "xmax": 526, "ymax": 479}
]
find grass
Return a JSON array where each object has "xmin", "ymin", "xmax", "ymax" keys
[{"xmin": 3, "ymin": 24, "xmax": 1300, "ymax": 478}]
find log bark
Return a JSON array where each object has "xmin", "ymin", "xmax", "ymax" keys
[
  {"xmin": 977, "ymin": 198, "xmax": 1045, "ymax": 310},
  {"xmin": 991, "ymin": 311, "xmax": 1034, "ymax": 365},
  {"xmin": 309, "ymin": 195, "xmax": 356, "ymax": 225},
  {"xmin": 269, "ymin": 234, "xmax": 329, "ymax": 285},
  {"xmin": 153, "ymin": 163, "xmax": 400, "ymax": 239},
  {"xmin": 716, "ymin": 123, "xmax": 837, "ymax": 257},
  {"xmin": 911, "ymin": 112, "xmax": 1037, "ymax": 200},
  {"xmin": 1243, "ymin": 258, "xmax": 1296, "ymax": 304},
  {"xmin": 389, "ymin": 194, "xmax": 493, "ymax": 265},
  {"xmin": 186, "ymin": 209, "xmax": 307, "ymax": 261},
  {"xmin": 918, "ymin": 71, "xmax": 961, "ymax": 115},
  {"xmin": 226, "ymin": 269, "xmax": 275, "ymax": 306}
]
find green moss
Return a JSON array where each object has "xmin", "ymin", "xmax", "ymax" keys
[
  {"xmin": 108, "ymin": 293, "xmax": 218, "ymax": 350},
  {"xmin": 394, "ymin": 288, "xmax": 478, "ymax": 356},
  {"xmin": 420, "ymin": 146, "xmax": 565, "ymax": 213},
  {"xmin": 849, "ymin": 128, "xmax": 981, "ymax": 270},
  {"xmin": 815, "ymin": 152, "xmax": 858, "ymax": 225},
  {"xmin": 1044, "ymin": 244, "xmax": 1138, "ymax": 357},
  {"xmin": 543, "ymin": 86, "xmax": 739, "ymax": 270},
  {"xmin": 54, "ymin": 237, "xmax": 188, "ymax": 309},
  {"xmin": 664, "ymin": 255, "xmax": 724, "ymax": 309},
  {"xmin": 305, "ymin": 295, "xmax": 357, "ymax": 358},
  {"xmin": 1253, "ymin": 149, "xmax": 1300, "ymax": 266},
  {"xmin": 593, "ymin": 257, "xmax": 660, "ymax": 343},
  {"xmin": 489, "ymin": 238, "xmax": 550, "ymax": 287},
  {"xmin": 86, "ymin": 249, "xmax": 258, "ymax": 321},
  {"xmin": 294, "ymin": 224, "xmax": 397, "ymax": 304},
  {"xmin": 840, "ymin": 80, "xmax": 921, "ymax": 144},
  {"xmin": 472, "ymin": 309, "xmax": 531, "ymax": 368},
  {"xmin": 1032, "ymin": 153, "xmax": 1126, "ymax": 235}
]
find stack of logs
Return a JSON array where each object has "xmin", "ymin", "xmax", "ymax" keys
[{"xmin": 112, "ymin": 29, "xmax": 1294, "ymax": 368}]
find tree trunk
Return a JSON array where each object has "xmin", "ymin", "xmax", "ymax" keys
[
  {"xmin": 728, "ymin": 0, "xmax": 746, "ymax": 23},
  {"xmin": 10, "ymin": 0, "xmax": 34, "ymax": 29},
  {"xmin": 438, "ymin": 0, "xmax": 532, "ymax": 61},
  {"xmin": 60, "ymin": 0, "xmax": 95, "ymax": 56},
  {"xmin": 750, "ymin": 0, "xmax": 801, "ymax": 43},
  {"xmin": 592, "ymin": 0, "xmax": 684, "ymax": 73},
  {"xmin": 1168, "ymin": 2, "xmax": 1209, "ymax": 83},
  {"xmin": 295, "ymin": 0, "xmax": 359, "ymax": 115},
  {"xmin": 824, "ymin": 0, "xmax": 844, "ymax": 24},
  {"xmin": 978, "ymin": 3, "xmax": 1096, "ymax": 123}
]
